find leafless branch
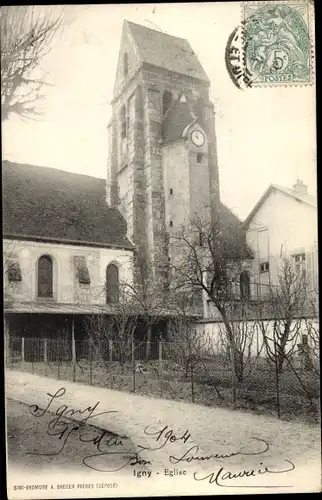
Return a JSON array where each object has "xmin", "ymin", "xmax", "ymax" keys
[{"xmin": 1, "ymin": 6, "xmax": 64, "ymax": 121}]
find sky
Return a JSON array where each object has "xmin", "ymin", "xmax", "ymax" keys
[{"xmin": 2, "ymin": 2, "xmax": 317, "ymax": 220}]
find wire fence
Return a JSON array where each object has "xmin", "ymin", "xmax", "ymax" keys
[{"xmin": 6, "ymin": 335, "xmax": 320, "ymax": 423}]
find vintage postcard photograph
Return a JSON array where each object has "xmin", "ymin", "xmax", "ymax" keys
[{"xmin": 2, "ymin": 2, "xmax": 319, "ymax": 498}]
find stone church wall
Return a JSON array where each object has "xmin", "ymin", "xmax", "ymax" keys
[{"xmin": 3, "ymin": 238, "xmax": 133, "ymax": 305}]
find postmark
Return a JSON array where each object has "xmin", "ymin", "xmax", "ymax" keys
[{"xmin": 226, "ymin": 1, "xmax": 314, "ymax": 89}]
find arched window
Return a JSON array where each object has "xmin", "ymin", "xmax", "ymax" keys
[
  {"xmin": 240, "ymin": 270, "xmax": 251, "ymax": 301},
  {"xmin": 162, "ymin": 90, "xmax": 173, "ymax": 117},
  {"xmin": 119, "ymin": 105, "xmax": 126, "ymax": 138},
  {"xmin": 106, "ymin": 264, "xmax": 119, "ymax": 304},
  {"xmin": 38, "ymin": 255, "xmax": 53, "ymax": 298},
  {"xmin": 123, "ymin": 53, "xmax": 128, "ymax": 77}
]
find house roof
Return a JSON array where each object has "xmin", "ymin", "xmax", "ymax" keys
[
  {"xmin": 2, "ymin": 161, "xmax": 133, "ymax": 250},
  {"xmin": 271, "ymin": 183, "xmax": 317, "ymax": 207},
  {"xmin": 4, "ymin": 301, "xmax": 117, "ymax": 315},
  {"xmin": 126, "ymin": 21, "xmax": 210, "ymax": 83},
  {"xmin": 242, "ymin": 183, "xmax": 318, "ymax": 229}
]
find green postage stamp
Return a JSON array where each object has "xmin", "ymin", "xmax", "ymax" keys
[{"xmin": 242, "ymin": 1, "xmax": 314, "ymax": 87}]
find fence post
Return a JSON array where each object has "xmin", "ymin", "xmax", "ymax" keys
[
  {"xmin": 4, "ymin": 317, "xmax": 9, "ymax": 367},
  {"xmin": 132, "ymin": 340, "xmax": 136, "ymax": 393},
  {"xmin": 109, "ymin": 339, "xmax": 113, "ymax": 362},
  {"xmin": 131, "ymin": 340, "xmax": 135, "ymax": 364},
  {"xmin": 72, "ymin": 319, "xmax": 76, "ymax": 382},
  {"xmin": 158, "ymin": 340, "xmax": 163, "ymax": 375},
  {"xmin": 21, "ymin": 337, "xmax": 25, "ymax": 366},
  {"xmin": 43, "ymin": 339, "xmax": 47, "ymax": 363},
  {"xmin": 274, "ymin": 340, "xmax": 281, "ymax": 419},
  {"xmin": 89, "ymin": 340, "xmax": 93, "ymax": 386}
]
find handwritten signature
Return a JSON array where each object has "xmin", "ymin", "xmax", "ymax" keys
[
  {"xmin": 26, "ymin": 387, "xmax": 296, "ymax": 485},
  {"xmin": 193, "ymin": 460, "xmax": 295, "ymax": 488}
]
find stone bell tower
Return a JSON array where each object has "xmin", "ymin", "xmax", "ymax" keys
[{"xmin": 106, "ymin": 20, "xmax": 220, "ymax": 282}]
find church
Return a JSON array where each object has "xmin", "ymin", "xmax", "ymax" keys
[
  {"xmin": 3, "ymin": 20, "xmax": 245, "ymax": 345},
  {"xmin": 106, "ymin": 20, "xmax": 222, "ymax": 281}
]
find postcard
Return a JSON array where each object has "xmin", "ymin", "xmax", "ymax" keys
[{"xmin": 2, "ymin": 2, "xmax": 319, "ymax": 498}]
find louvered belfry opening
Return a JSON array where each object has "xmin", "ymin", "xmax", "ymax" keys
[
  {"xmin": 38, "ymin": 255, "xmax": 53, "ymax": 298},
  {"xmin": 162, "ymin": 90, "xmax": 173, "ymax": 117}
]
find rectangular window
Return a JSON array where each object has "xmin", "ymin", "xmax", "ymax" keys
[
  {"xmin": 7, "ymin": 259, "xmax": 22, "ymax": 281},
  {"xmin": 293, "ymin": 253, "xmax": 306, "ymax": 263},
  {"xmin": 169, "ymin": 188, "xmax": 173, "ymax": 195},
  {"xmin": 169, "ymin": 220, "xmax": 173, "ymax": 227},
  {"xmin": 74, "ymin": 257, "xmax": 91, "ymax": 285},
  {"xmin": 197, "ymin": 153, "xmax": 203, "ymax": 164},
  {"xmin": 259, "ymin": 262, "xmax": 269, "ymax": 273}
]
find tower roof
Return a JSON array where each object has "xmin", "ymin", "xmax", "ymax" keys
[{"xmin": 126, "ymin": 21, "xmax": 210, "ymax": 83}]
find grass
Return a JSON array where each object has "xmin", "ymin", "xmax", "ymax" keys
[{"xmin": 8, "ymin": 357, "xmax": 320, "ymax": 424}]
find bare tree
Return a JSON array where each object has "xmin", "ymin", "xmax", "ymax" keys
[
  {"xmin": 164, "ymin": 291, "xmax": 221, "ymax": 402},
  {"xmin": 126, "ymin": 249, "xmax": 169, "ymax": 357},
  {"xmin": 85, "ymin": 285, "xmax": 140, "ymax": 377},
  {"xmin": 263, "ymin": 258, "xmax": 309, "ymax": 373},
  {"xmin": 109, "ymin": 288, "xmax": 141, "ymax": 370},
  {"xmin": 169, "ymin": 206, "xmax": 254, "ymax": 382},
  {"xmin": 1, "ymin": 6, "xmax": 64, "ymax": 121},
  {"xmin": 216, "ymin": 304, "xmax": 267, "ymax": 382},
  {"xmin": 85, "ymin": 312, "xmax": 117, "ymax": 387}
]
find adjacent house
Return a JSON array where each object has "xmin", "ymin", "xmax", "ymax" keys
[{"xmin": 243, "ymin": 179, "xmax": 318, "ymax": 302}]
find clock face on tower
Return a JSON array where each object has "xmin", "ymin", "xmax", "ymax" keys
[{"xmin": 191, "ymin": 129, "xmax": 205, "ymax": 147}]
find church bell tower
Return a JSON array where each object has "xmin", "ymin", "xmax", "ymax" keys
[{"xmin": 107, "ymin": 20, "xmax": 220, "ymax": 282}]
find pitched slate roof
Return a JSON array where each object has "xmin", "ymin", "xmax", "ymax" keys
[
  {"xmin": 272, "ymin": 184, "xmax": 317, "ymax": 207},
  {"xmin": 126, "ymin": 21, "xmax": 210, "ymax": 83},
  {"xmin": 242, "ymin": 183, "xmax": 317, "ymax": 229},
  {"xmin": 2, "ymin": 161, "xmax": 133, "ymax": 249}
]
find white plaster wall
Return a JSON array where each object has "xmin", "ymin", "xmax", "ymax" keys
[
  {"xmin": 162, "ymin": 141, "xmax": 190, "ymax": 229},
  {"xmin": 3, "ymin": 239, "xmax": 133, "ymax": 304},
  {"xmin": 246, "ymin": 189, "xmax": 318, "ymax": 288},
  {"xmin": 196, "ymin": 318, "xmax": 319, "ymax": 359}
]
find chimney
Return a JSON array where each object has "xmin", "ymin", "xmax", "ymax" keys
[{"xmin": 293, "ymin": 179, "xmax": 308, "ymax": 194}]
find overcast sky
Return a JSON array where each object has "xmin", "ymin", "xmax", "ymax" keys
[{"xmin": 2, "ymin": 3, "xmax": 316, "ymax": 220}]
